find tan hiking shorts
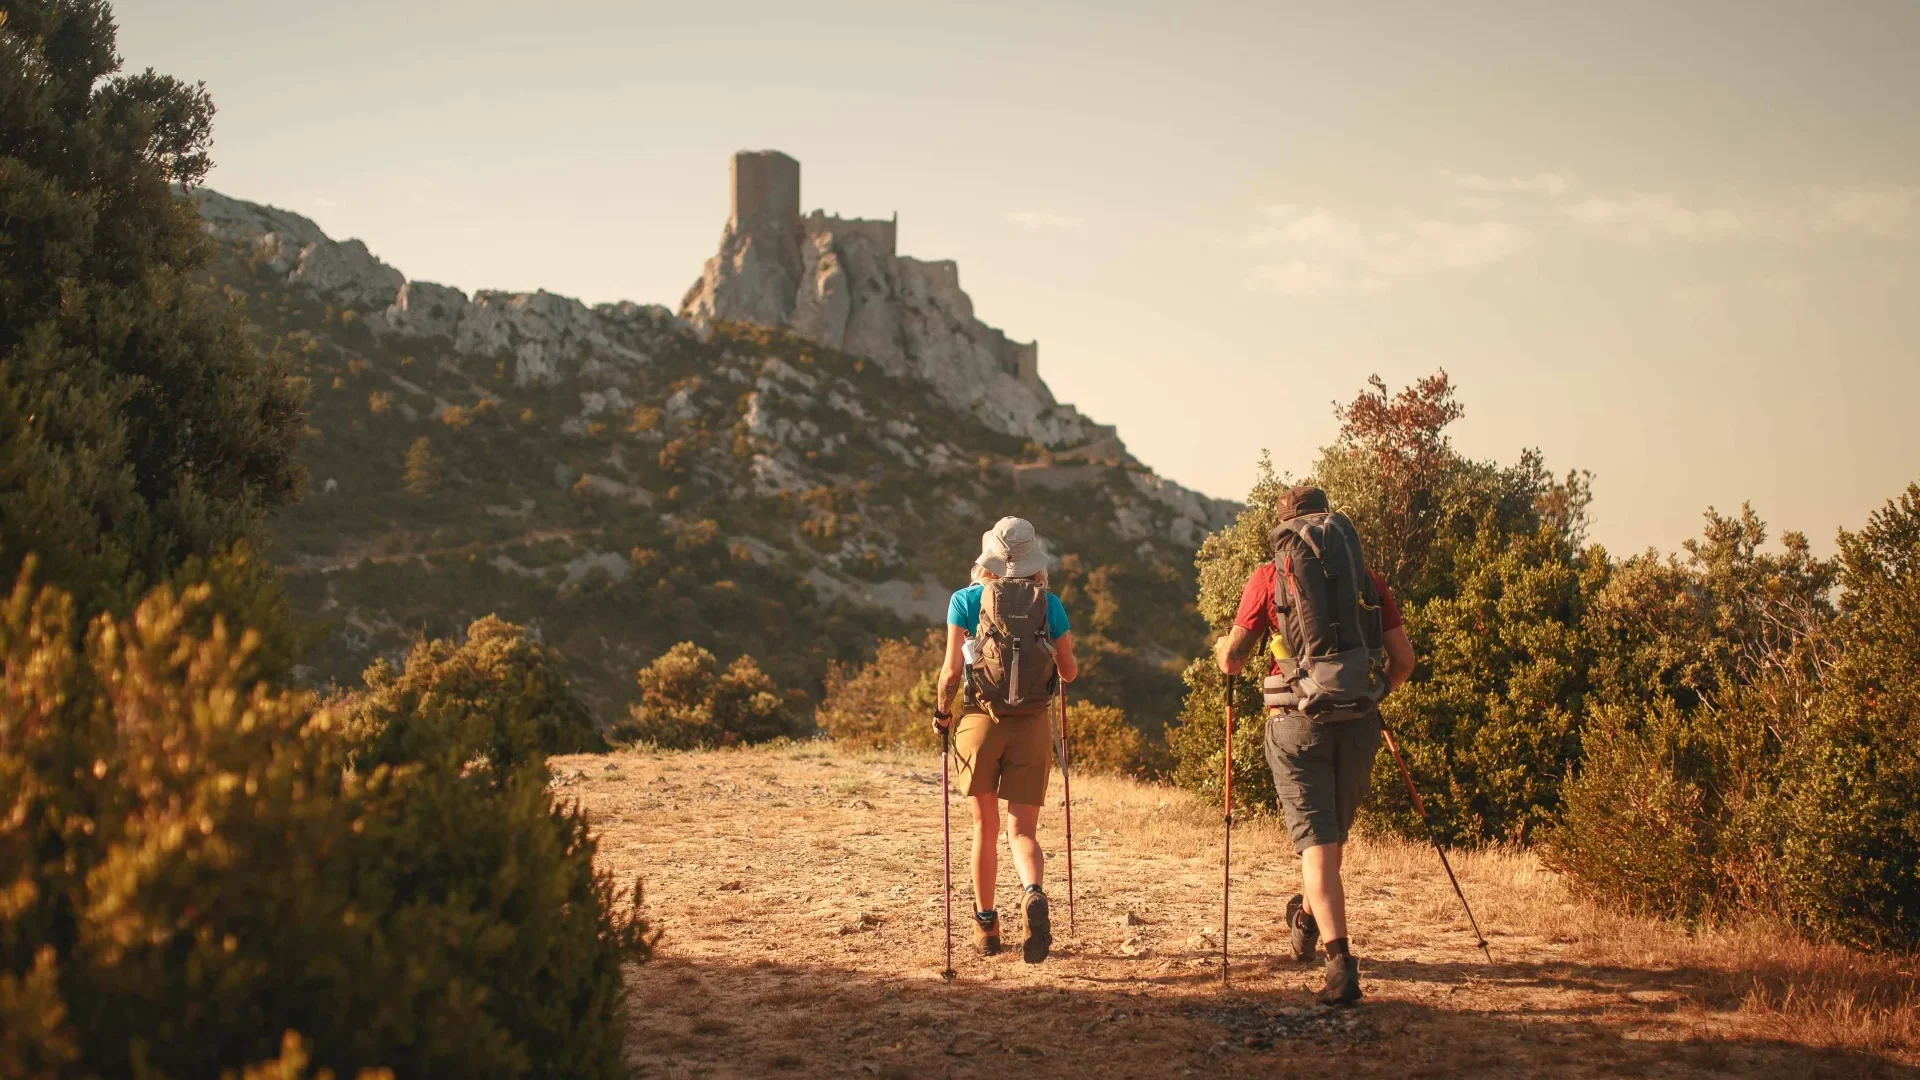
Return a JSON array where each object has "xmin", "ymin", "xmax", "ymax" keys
[{"xmin": 951, "ymin": 709, "xmax": 1053, "ymax": 806}]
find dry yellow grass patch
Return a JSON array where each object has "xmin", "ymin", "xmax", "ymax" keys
[{"xmin": 554, "ymin": 743, "xmax": 1917, "ymax": 1078}]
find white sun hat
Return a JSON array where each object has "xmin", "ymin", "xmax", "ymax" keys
[{"xmin": 974, "ymin": 516, "xmax": 1047, "ymax": 579}]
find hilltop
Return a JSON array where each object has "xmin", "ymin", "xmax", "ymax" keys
[{"xmin": 187, "ymin": 157, "xmax": 1235, "ymax": 721}]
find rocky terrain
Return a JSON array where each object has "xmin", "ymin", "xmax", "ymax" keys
[{"xmin": 189, "ymin": 163, "xmax": 1235, "ymax": 720}]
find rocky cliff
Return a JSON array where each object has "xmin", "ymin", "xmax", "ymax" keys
[
  {"xmin": 187, "ymin": 171, "xmax": 1236, "ymax": 726},
  {"xmin": 681, "ymin": 150, "xmax": 1100, "ymax": 448}
]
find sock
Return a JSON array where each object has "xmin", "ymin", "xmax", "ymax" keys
[
  {"xmin": 1025, "ymin": 884, "xmax": 1043, "ymax": 895},
  {"xmin": 975, "ymin": 909, "xmax": 996, "ymax": 924},
  {"xmin": 1324, "ymin": 937, "xmax": 1350, "ymax": 959}
]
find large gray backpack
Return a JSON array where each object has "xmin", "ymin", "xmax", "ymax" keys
[
  {"xmin": 967, "ymin": 579, "xmax": 1058, "ymax": 720},
  {"xmin": 1261, "ymin": 487, "xmax": 1388, "ymax": 722}
]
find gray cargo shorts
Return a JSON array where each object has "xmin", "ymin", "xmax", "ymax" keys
[{"xmin": 1264, "ymin": 709, "xmax": 1383, "ymax": 853}]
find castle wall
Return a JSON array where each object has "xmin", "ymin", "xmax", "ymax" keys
[{"xmin": 808, "ymin": 211, "xmax": 896, "ymax": 257}]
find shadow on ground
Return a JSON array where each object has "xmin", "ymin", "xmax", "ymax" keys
[{"xmin": 622, "ymin": 948, "xmax": 1916, "ymax": 1080}]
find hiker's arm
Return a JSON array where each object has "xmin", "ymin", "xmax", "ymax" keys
[
  {"xmin": 1054, "ymin": 632, "xmax": 1078, "ymax": 683},
  {"xmin": 935, "ymin": 624, "xmax": 967, "ymax": 726},
  {"xmin": 1385, "ymin": 625, "xmax": 1414, "ymax": 691},
  {"xmin": 1214, "ymin": 625, "xmax": 1258, "ymax": 675}
]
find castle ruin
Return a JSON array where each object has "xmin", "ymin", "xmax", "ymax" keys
[{"xmin": 684, "ymin": 150, "xmax": 1046, "ymax": 397}]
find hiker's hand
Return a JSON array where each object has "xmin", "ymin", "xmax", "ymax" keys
[{"xmin": 931, "ymin": 709, "xmax": 954, "ymax": 732}]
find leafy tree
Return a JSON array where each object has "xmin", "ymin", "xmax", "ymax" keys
[
  {"xmin": 1779, "ymin": 484, "xmax": 1920, "ymax": 950},
  {"xmin": 616, "ymin": 641, "xmax": 802, "ymax": 748},
  {"xmin": 817, "ymin": 629, "xmax": 943, "ymax": 751},
  {"xmin": 403, "ymin": 435, "xmax": 442, "ymax": 496},
  {"xmin": 1550, "ymin": 507, "xmax": 1837, "ymax": 918},
  {"xmin": 1167, "ymin": 374, "xmax": 1594, "ymax": 841},
  {"xmin": 0, "ymin": 0, "xmax": 305, "ymax": 623}
]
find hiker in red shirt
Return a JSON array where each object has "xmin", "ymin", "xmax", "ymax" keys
[{"xmin": 1214, "ymin": 485, "xmax": 1415, "ymax": 1005}]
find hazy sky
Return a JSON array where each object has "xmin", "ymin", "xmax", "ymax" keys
[{"xmin": 113, "ymin": 0, "xmax": 1919, "ymax": 555}]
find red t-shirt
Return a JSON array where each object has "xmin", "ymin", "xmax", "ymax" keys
[{"xmin": 1233, "ymin": 564, "xmax": 1402, "ymax": 677}]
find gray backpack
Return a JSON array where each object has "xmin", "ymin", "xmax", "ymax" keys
[
  {"xmin": 1261, "ymin": 487, "xmax": 1388, "ymax": 722},
  {"xmin": 967, "ymin": 579, "xmax": 1058, "ymax": 720}
]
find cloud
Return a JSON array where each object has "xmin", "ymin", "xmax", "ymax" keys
[
  {"xmin": 1441, "ymin": 169, "xmax": 1573, "ymax": 196},
  {"xmin": 1004, "ymin": 210, "xmax": 1082, "ymax": 230},
  {"xmin": 1247, "ymin": 205, "xmax": 1534, "ymax": 295},
  {"xmin": 1565, "ymin": 185, "xmax": 1918, "ymax": 243},
  {"xmin": 1563, "ymin": 193, "xmax": 1745, "ymax": 242},
  {"xmin": 1812, "ymin": 185, "xmax": 1918, "ymax": 235}
]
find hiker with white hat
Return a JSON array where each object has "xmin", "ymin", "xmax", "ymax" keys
[{"xmin": 933, "ymin": 516, "xmax": 1078, "ymax": 963}]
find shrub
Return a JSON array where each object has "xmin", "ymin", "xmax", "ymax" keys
[
  {"xmin": 616, "ymin": 641, "xmax": 802, "ymax": 748},
  {"xmin": 816, "ymin": 630, "xmax": 943, "ymax": 751},
  {"xmin": 1779, "ymin": 484, "xmax": 1920, "ymax": 951},
  {"xmin": 0, "ymin": 568, "xmax": 650, "ymax": 1077},
  {"xmin": 1549, "ymin": 507, "xmax": 1835, "ymax": 921},
  {"xmin": 343, "ymin": 614, "xmax": 606, "ymax": 764},
  {"xmin": 1062, "ymin": 701, "xmax": 1152, "ymax": 777}
]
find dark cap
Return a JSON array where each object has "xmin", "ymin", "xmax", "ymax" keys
[{"xmin": 1276, "ymin": 484, "xmax": 1328, "ymax": 521}]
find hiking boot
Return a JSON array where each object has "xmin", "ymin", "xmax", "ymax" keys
[
  {"xmin": 1317, "ymin": 952, "xmax": 1362, "ymax": 1006},
  {"xmin": 1022, "ymin": 887, "xmax": 1052, "ymax": 964},
  {"xmin": 1286, "ymin": 893, "xmax": 1318, "ymax": 962},
  {"xmin": 973, "ymin": 910, "xmax": 1001, "ymax": 956}
]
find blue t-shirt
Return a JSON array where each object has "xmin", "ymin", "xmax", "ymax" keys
[{"xmin": 947, "ymin": 583, "xmax": 1071, "ymax": 640}]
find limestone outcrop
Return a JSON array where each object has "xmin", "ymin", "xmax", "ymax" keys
[
  {"xmin": 186, "ymin": 177, "xmax": 1238, "ymax": 544},
  {"xmin": 190, "ymin": 189, "xmax": 675, "ymax": 389},
  {"xmin": 681, "ymin": 151, "xmax": 1092, "ymax": 448}
]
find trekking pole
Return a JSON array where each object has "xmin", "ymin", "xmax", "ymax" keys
[
  {"xmin": 1059, "ymin": 688, "xmax": 1075, "ymax": 937},
  {"xmin": 1380, "ymin": 722, "xmax": 1492, "ymax": 963},
  {"xmin": 1221, "ymin": 680, "xmax": 1234, "ymax": 990},
  {"xmin": 941, "ymin": 724, "xmax": 956, "ymax": 982}
]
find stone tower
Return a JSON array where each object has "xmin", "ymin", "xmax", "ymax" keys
[
  {"xmin": 678, "ymin": 151, "xmax": 807, "ymax": 328},
  {"xmin": 730, "ymin": 150, "xmax": 801, "ymax": 237}
]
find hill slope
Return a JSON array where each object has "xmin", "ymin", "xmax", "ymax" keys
[{"xmin": 189, "ymin": 185, "xmax": 1234, "ymax": 722}]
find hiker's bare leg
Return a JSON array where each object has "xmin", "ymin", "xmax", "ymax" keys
[
  {"xmin": 1301, "ymin": 842, "xmax": 1348, "ymax": 941},
  {"xmin": 1006, "ymin": 801, "xmax": 1044, "ymax": 889},
  {"xmin": 970, "ymin": 793, "xmax": 1000, "ymax": 912}
]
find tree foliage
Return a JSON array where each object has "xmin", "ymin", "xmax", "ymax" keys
[
  {"xmin": 1777, "ymin": 486, "xmax": 1920, "ymax": 951},
  {"xmin": 616, "ymin": 641, "xmax": 803, "ymax": 749},
  {"xmin": 1167, "ymin": 372, "xmax": 1595, "ymax": 842},
  {"xmin": 0, "ymin": 567, "xmax": 650, "ymax": 1078},
  {"xmin": 816, "ymin": 629, "xmax": 943, "ymax": 751},
  {"xmin": 0, "ymin": 0, "xmax": 305, "ymax": 625}
]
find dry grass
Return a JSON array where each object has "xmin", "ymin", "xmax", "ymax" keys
[{"xmin": 554, "ymin": 742, "xmax": 1919, "ymax": 1078}]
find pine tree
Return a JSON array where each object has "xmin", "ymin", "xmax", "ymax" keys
[
  {"xmin": 0, "ymin": 0, "xmax": 306, "ymax": 623},
  {"xmin": 403, "ymin": 436, "xmax": 442, "ymax": 496}
]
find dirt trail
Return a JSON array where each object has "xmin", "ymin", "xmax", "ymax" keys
[{"xmin": 552, "ymin": 745, "xmax": 1912, "ymax": 1079}]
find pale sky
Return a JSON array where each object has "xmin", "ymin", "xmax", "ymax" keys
[{"xmin": 114, "ymin": 0, "xmax": 1919, "ymax": 556}]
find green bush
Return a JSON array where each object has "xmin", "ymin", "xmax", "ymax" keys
[
  {"xmin": 616, "ymin": 641, "xmax": 803, "ymax": 748},
  {"xmin": 345, "ymin": 614, "xmax": 606, "ymax": 763},
  {"xmin": 1779, "ymin": 485, "xmax": 1920, "ymax": 951},
  {"xmin": 816, "ymin": 630, "xmax": 943, "ymax": 751},
  {"xmin": 1370, "ymin": 519, "xmax": 1596, "ymax": 845},
  {"xmin": 0, "ymin": 568, "xmax": 650, "ymax": 1077},
  {"xmin": 1548, "ymin": 508, "xmax": 1835, "ymax": 921},
  {"xmin": 1063, "ymin": 701, "xmax": 1154, "ymax": 778}
]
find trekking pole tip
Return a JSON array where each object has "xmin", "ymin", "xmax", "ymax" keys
[{"xmin": 941, "ymin": 968, "xmax": 957, "ymax": 983}]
